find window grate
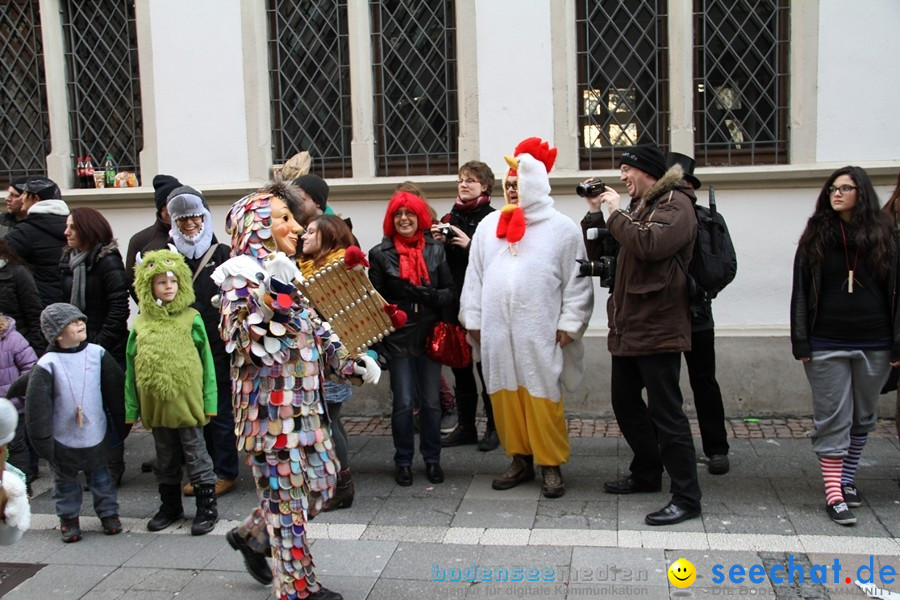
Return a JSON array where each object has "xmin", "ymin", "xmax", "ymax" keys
[
  {"xmin": 0, "ymin": 0, "xmax": 51, "ymax": 190},
  {"xmin": 576, "ymin": 0, "xmax": 669, "ymax": 171},
  {"xmin": 694, "ymin": 0, "xmax": 789, "ymax": 166},
  {"xmin": 267, "ymin": 0, "xmax": 353, "ymax": 178},
  {"xmin": 371, "ymin": 0, "xmax": 458, "ymax": 176},
  {"xmin": 61, "ymin": 0, "xmax": 143, "ymax": 183}
]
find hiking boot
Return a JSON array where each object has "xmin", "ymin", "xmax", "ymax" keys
[
  {"xmin": 148, "ymin": 483, "xmax": 185, "ymax": 531},
  {"xmin": 323, "ymin": 468, "xmax": 354, "ymax": 511},
  {"xmin": 442, "ymin": 425, "xmax": 478, "ymax": 447},
  {"xmin": 101, "ymin": 515, "xmax": 123, "ymax": 535},
  {"xmin": 59, "ymin": 516, "xmax": 82, "ymax": 543},
  {"xmin": 440, "ymin": 410, "xmax": 458, "ymax": 434},
  {"xmin": 308, "ymin": 587, "xmax": 344, "ymax": 600},
  {"xmin": 492, "ymin": 455, "xmax": 535, "ymax": 490},
  {"xmin": 541, "ymin": 466, "xmax": 565, "ymax": 498},
  {"xmin": 478, "ymin": 428, "xmax": 500, "ymax": 452},
  {"xmin": 826, "ymin": 501, "xmax": 857, "ymax": 526},
  {"xmin": 708, "ymin": 454, "xmax": 730, "ymax": 475},
  {"xmin": 191, "ymin": 483, "xmax": 219, "ymax": 535},
  {"xmin": 841, "ymin": 484, "xmax": 862, "ymax": 508},
  {"xmin": 214, "ymin": 478, "xmax": 237, "ymax": 497},
  {"xmin": 226, "ymin": 527, "xmax": 273, "ymax": 585}
]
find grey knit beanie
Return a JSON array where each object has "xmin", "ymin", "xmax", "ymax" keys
[
  {"xmin": 40, "ymin": 303, "xmax": 87, "ymax": 343},
  {"xmin": 0, "ymin": 397, "xmax": 17, "ymax": 446}
]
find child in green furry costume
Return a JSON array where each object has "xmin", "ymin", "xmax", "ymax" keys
[{"xmin": 125, "ymin": 248, "xmax": 219, "ymax": 536}]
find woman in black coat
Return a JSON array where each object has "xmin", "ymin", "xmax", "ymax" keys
[
  {"xmin": 369, "ymin": 191, "xmax": 453, "ymax": 488},
  {"xmin": 0, "ymin": 239, "xmax": 45, "ymax": 354}
]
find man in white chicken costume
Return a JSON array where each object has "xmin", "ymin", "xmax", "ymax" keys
[{"xmin": 460, "ymin": 137, "xmax": 593, "ymax": 498}]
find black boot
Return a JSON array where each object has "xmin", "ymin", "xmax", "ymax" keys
[
  {"xmin": 108, "ymin": 445, "xmax": 126, "ymax": 487},
  {"xmin": 323, "ymin": 468, "xmax": 354, "ymax": 511},
  {"xmin": 147, "ymin": 483, "xmax": 184, "ymax": 531},
  {"xmin": 308, "ymin": 586, "xmax": 344, "ymax": 600},
  {"xmin": 191, "ymin": 483, "xmax": 218, "ymax": 536}
]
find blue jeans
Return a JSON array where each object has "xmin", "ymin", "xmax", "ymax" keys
[
  {"xmin": 50, "ymin": 463, "xmax": 119, "ymax": 519},
  {"xmin": 389, "ymin": 355, "xmax": 442, "ymax": 466}
]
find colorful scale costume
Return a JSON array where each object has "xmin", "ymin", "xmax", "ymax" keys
[{"xmin": 213, "ymin": 191, "xmax": 356, "ymax": 599}]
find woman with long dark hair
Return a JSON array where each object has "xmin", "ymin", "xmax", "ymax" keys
[
  {"xmin": 298, "ymin": 214, "xmax": 358, "ymax": 510},
  {"xmin": 791, "ymin": 165, "xmax": 900, "ymax": 526}
]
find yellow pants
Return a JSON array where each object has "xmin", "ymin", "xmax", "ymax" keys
[{"xmin": 490, "ymin": 387, "xmax": 569, "ymax": 466}]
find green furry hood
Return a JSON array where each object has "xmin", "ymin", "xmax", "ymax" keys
[{"xmin": 133, "ymin": 248, "xmax": 195, "ymax": 318}]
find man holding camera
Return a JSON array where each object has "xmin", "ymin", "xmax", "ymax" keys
[{"xmin": 584, "ymin": 144, "xmax": 701, "ymax": 526}]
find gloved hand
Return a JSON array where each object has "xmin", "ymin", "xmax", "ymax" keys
[
  {"xmin": 265, "ymin": 252, "xmax": 303, "ymax": 285},
  {"xmin": 354, "ymin": 354, "xmax": 381, "ymax": 385},
  {"xmin": 211, "ymin": 255, "xmax": 265, "ymax": 286},
  {"xmin": 407, "ymin": 284, "xmax": 440, "ymax": 305}
]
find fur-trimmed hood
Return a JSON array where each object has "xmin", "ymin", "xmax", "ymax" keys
[
  {"xmin": 61, "ymin": 240, "xmax": 121, "ymax": 265},
  {"xmin": 641, "ymin": 164, "xmax": 697, "ymax": 207},
  {"xmin": 133, "ymin": 248, "xmax": 195, "ymax": 318}
]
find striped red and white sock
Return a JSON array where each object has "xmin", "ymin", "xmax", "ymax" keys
[
  {"xmin": 840, "ymin": 434, "xmax": 867, "ymax": 486},
  {"xmin": 819, "ymin": 456, "xmax": 844, "ymax": 505}
]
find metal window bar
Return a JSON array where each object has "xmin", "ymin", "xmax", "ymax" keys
[
  {"xmin": 267, "ymin": 0, "xmax": 353, "ymax": 178},
  {"xmin": 576, "ymin": 0, "xmax": 669, "ymax": 171},
  {"xmin": 371, "ymin": 0, "xmax": 458, "ymax": 176},
  {"xmin": 693, "ymin": 0, "xmax": 789, "ymax": 166},
  {"xmin": 0, "ymin": 0, "xmax": 52, "ymax": 190},
  {"xmin": 61, "ymin": 0, "xmax": 143, "ymax": 185}
]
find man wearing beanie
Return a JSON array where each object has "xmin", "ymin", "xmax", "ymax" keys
[
  {"xmin": 587, "ymin": 143, "xmax": 702, "ymax": 525},
  {"xmin": 125, "ymin": 174, "xmax": 182, "ymax": 292},
  {"xmin": 292, "ymin": 173, "xmax": 330, "ymax": 226}
]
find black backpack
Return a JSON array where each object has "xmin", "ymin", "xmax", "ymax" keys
[{"xmin": 676, "ymin": 185, "xmax": 738, "ymax": 302}]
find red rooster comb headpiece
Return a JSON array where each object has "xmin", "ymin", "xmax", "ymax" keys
[{"xmin": 513, "ymin": 137, "xmax": 557, "ymax": 174}]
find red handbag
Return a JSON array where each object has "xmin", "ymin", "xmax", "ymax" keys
[{"xmin": 425, "ymin": 322, "xmax": 472, "ymax": 368}]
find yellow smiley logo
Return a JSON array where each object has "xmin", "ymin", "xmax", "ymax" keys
[{"xmin": 668, "ymin": 558, "xmax": 696, "ymax": 588}]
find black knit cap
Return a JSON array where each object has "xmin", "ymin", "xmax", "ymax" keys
[
  {"xmin": 666, "ymin": 152, "xmax": 701, "ymax": 189},
  {"xmin": 619, "ymin": 144, "xmax": 667, "ymax": 180},
  {"xmin": 152, "ymin": 174, "xmax": 182, "ymax": 213},
  {"xmin": 293, "ymin": 174, "xmax": 329, "ymax": 211}
]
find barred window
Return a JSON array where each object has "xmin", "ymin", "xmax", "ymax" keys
[
  {"xmin": 694, "ymin": 0, "xmax": 789, "ymax": 166},
  {"xmin": 61, "ymin": 0, "xmax": 143, "ymax": 181},
  {"xmin": 371, "ymin": 0, "xmax": 458, "ymax": 176},
  {"xmin": 576, "ymin": 0, "xmax": 669, "ymax": 170},
  {"xmin": 267, "ymin": 0, "xmax": 353, "ymax": 178},
  {"xmin": 0, "ymin": 0, "xmax": 51, "ymax": 189}
]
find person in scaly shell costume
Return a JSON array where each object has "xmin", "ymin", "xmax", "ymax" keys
[
  {"xmin": 459, "ymin": 138, "xmax": 594, "ymax": 498},
  {"xmin": 213, "ymin": 184, "xmax": 378, "ymax": 600}
]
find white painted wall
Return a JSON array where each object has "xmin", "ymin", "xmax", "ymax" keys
[
  {"xmin": 146, "ymin": 0, "xmax": 250, "ymax": 184},
  {"xmin": 816, "ymin": 0, "xmax": 900, "ymax": 162},
  {"xmin": 474, "ymin": 0, "xmax": 556, "ymax": 175}
]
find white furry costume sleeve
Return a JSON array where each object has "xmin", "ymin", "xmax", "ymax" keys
[
  {"xmin": 460, "ymin": 210, "xmax": 593, "ymax": 402},
  {"xmin": 0, "ymin": 465, "xmax": 31, "ymax": 545}
]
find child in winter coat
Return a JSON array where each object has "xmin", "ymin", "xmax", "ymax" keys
[
  {"xmin": 125, "ymin": 249, "xmax": 218, "ymax": 535},
  {"xmin": 0, "ymin": 397, "xmax": 31, "ymax": 545},
  {"xmin": 0, "ymin": 315, "xmax": 37, "ymax": 491},
  {"xmin": 25, "ymin": 303, "xmax": 127, "ymax": 542}
]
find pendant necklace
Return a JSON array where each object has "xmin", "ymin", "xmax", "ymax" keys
[
  {"xmin": 839, "ymin": 221, "xmax": 858, "ymax": 294},
  {"xmin": 60, "ymin": 351, "xmax": 88, "ymax": 428}
]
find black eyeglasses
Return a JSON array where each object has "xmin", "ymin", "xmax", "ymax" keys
[
  {"xmin": 505, "ymin": 181, "xmax": 517, "ymax": 190},
  {"xmin": 828, "ymin": 184, "xmax": 857, "ymax": 195}
]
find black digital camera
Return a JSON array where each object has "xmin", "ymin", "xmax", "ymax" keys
[
  {"xmin": 577, "ymin": 227, "xmax": 618, "ymax": 289},
  {"xmin": 437, "ymin": 223, "xmax": 455, "ymax": 240},
  {"xmin": 575, "ymin": 178, "xmax": 605, "ymax": 197}
]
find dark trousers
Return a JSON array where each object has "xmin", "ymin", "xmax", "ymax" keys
[
  {"xmin": 389, "ymin": 355, "xmax": 442, "ymax": 466},
  {"xmin": 203, "ymin": 378, "xmax": 240, "ymax": 480},
  {"xmin": 684, "ymin": 328, "xmax": 729, "ymax": 457},
  {"xmin": 451, "ymin": 361, "xmax": 494, "ymax": 431},
  {"xmin": 611, "ymin": 353, "xmax": 701, "ymax": 510}
]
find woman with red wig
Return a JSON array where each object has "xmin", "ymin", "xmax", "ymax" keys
[{"xmin": 369, "ymin": 192, "xmax": 453, "ymax": 486}]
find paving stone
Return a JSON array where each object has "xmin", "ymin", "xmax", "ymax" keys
[
  {"xmin": 39, "ymin": 530, "xmax": 154, "ymax": 566},
  {"xmin": 368, "ymin": 577, "xmax": 470, "ymax": 599},
  {"xmin": 311, "ymin": 538, "xmax": 398, "ymax": 578},
  {"xmin": 534, "ymin": 499, "xmax": 617, "ymax": 531},
  {"xmin": 3, "ymin": 564, "xmax": 112, "ymax": 599},
  {"xmin": 361, "ymin": 525, "xmax": 447, "ymax": 543},
  {"xmin": 122, "ymin": 533, "xmax": 229, "ymax": 570},
  {"xmin": 381, "ymin": 540, "xmax": 482, "ymax": 581},
  {"xmin": 452, "ymin": 499, "xmax": 538, "ymax": 529},
  {"xmin": 370, "ymin": 496, "xmax": 461, "ymax": 527}
]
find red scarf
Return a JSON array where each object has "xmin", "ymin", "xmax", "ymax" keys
[
  {"xmin": 454, "ymin": 193, "xmax": 491, "ymax": 213},
  {"xmin": 393, "ymin": 231, "xmax": 430, "ymax": 286}
]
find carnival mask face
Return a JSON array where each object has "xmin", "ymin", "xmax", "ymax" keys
[{"xmin": 270, "ymin": 196, "xmax": 303, "ymax": 256}]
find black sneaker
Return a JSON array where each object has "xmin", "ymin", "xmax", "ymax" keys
[
  {"xmin": 60, "ymin": 517, "xmax": 82, "ymax": 543},
  {"xmin": 440, "ymin": 410, "xmax": 458, "ymax": 434},
  {"xmin": 841, "ymin": 484, "xmax": 862, "ymax": 508},
  {"xmin": 477, "ymin": 428, "xmax": 500, "ymax": 452},
  {"xmin": 826, "ymin": 501, "xmax": 857, "ymax": 526},
  {"xmin": 101, "ymin": 515, "xmax": 123, "ymax": 535},
  {"xmin": 442, "ymin": 425, "xmax": 478, "ymax": 447},
  {"xmin": 708, "ymin": 454, "xmax": 730, "ymax": 475}
]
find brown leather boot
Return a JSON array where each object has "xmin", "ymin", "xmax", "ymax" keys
[{"xmin": 324, "ymin": 468, "xmax": 354, "ymax": 511}]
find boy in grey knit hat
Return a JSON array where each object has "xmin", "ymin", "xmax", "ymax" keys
[{"xmin": 25, "ymin": 303, "xmax": 128, "ymax": 542}]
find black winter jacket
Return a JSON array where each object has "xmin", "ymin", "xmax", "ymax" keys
[
  {"xmin": 369, "ymin": 236, "xmax": 454, "ymax": 358},
  {"xmin": 180, "ymin": 239, "xmax": 231, "ymax": 373},
  {"xmin": 4, "ymin": 199, "xmax": 69, "ymax": 307},
  {"xmin": 59, "ymin": 242, "xmax": 130, "ymax": 363},
  {"xmin": 0, "ymin": 262, "xmax": 45, "ymax": 353}
]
